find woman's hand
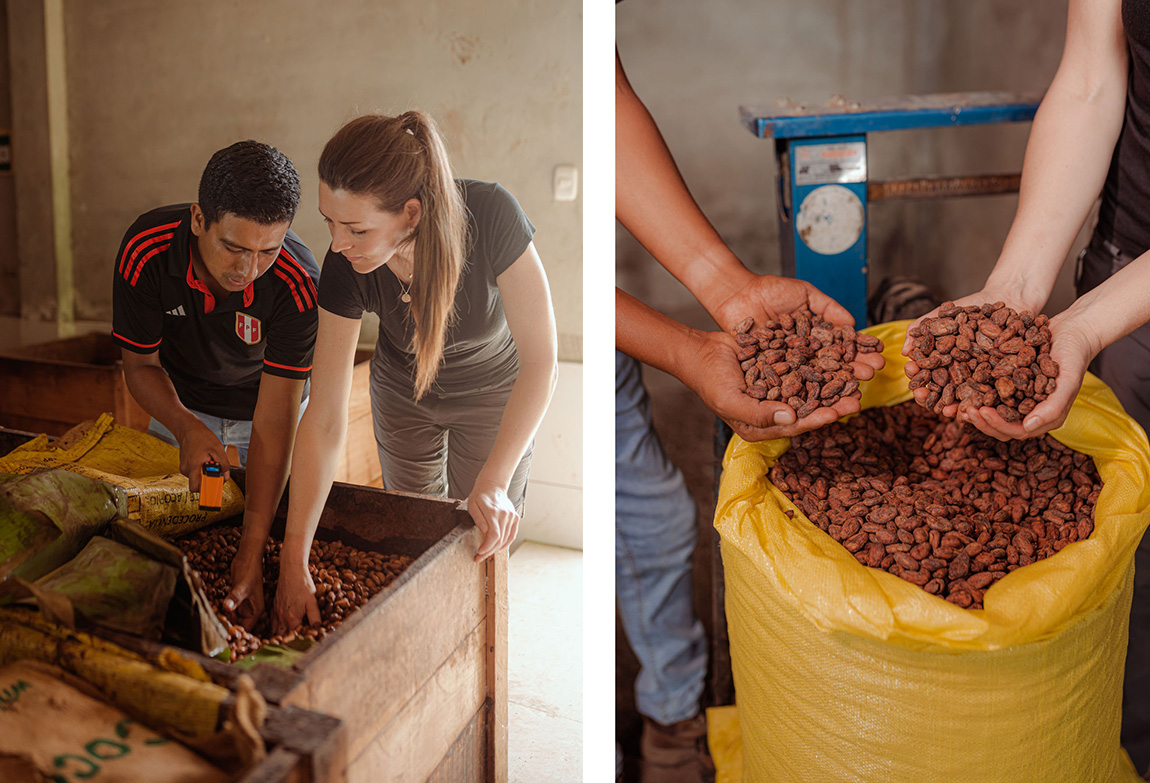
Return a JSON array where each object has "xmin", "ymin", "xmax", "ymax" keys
[
  {"xmin": 902, "ymin": 287, "xmax": 1038, "ymax": 416},
  {"xmin": 468, "ymin": 479, "xmax": 519, "ymax": 563},
  {"xmin": 273, "ymin": 560, "xmax": 321, "ymax": 635},
  {"xmin": 957, "ymin": 316, "xmax": 1094, "ymax": 441}
]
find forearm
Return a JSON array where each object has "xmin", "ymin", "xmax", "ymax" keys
[
  {"xmin": 476, "ymin": 359, "xmax": 558, "ymax": 490},
  {"xmin": 280, "ymin": 407, "xmax": 345, "ymax": 570},
  {"xmin": 123, "ymin": 362, "xmax": 204, "ymax": 440},
  {"xmin": 615, "ymin": 288, "xmax": 702, "ymax": 381},
  {"xmin": 1055, "ymin": 253, "xmax": 1150, "ymax": 356},
  {"xmin": 237, "ymin": 411, "xmax": 300, "ymax": 561},
  {"xmin": 988, "ymin": 8, "xmax": 1127, "ymax": 309},
  {"xmin": 615, "ymin": 52, "xmax": 754, "ymax": 314}
]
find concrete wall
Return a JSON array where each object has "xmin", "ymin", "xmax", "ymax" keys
[
  {"xmin": 616, "ymin": 1, "xmax": 1073, "ymax": 329},
  {"xmin": 8, "ymin": 0, "xmax": 582, "ymax": 359}
]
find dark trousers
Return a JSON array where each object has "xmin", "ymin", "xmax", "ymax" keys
[{"xmin": 1078, "ymin": 232, "xmax": 1150, "ymax": 775}]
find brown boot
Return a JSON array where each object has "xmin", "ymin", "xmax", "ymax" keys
[{"xmin": 639, "ymin": 713, "xmax": 714, "ymax": 783}]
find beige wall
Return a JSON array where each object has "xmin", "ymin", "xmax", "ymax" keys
[
  {"xmin": 10, "ymin": 0, "xmax": 582, "ymax": 358},
  {"xmin": 616, "ymin": 1, "xmax": 1072, "ymax": 329}
]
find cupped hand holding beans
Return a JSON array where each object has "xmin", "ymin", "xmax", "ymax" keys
[
  {"xmin": 962, "ymin": 316, "xmax": 1094, "ymax": 441},
  {"xmin": 728, "ymin": 308, "xmax": 885, "ymax": 436},
  {"xmin": 712, "ymin": 275, "xmax": 886, "ymax": 386},
  {"xmin": 903, "ymin": 300, "xmax": 1071, "ymax": 441}
]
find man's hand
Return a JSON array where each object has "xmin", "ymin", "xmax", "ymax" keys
[
  {"xmin": 680, "ymin": 329, "xmax": 875, "ymax": 443},
  {"xmin": 176, "ymin": 421, "xmax": 231, "ymax": 493},
  {"xmin": 954, "ymin": 316, "xmax": 1093, "ymax": 441},
  {"xmin": 223, "ymin": 547, "xmax": 265, "ymax": 630},
  {"xmin": 711, "ymin": 274, "xmax": 852, "ymax": 333},
  {"xmin": 710, "ymin": 274, "xmax": 885, "ymax": 382},
  {"xmin": 467, "ymin": 480, "xmax": 519, "ymax": 563},
  {"xmin": 273, "ymin": 560, "xmax": 321, "ymax": 635}
]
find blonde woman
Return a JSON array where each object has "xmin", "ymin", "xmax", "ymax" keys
[{"xmin": 266, "ymin": 111, "xmax": 557, "ymax": 630}]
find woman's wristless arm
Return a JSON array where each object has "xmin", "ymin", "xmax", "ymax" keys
[
  {"xmin": 280, "ymin": 309, "xmax": 362, "ymax": 583},
  {"xmin": 985, "ymin": 0, "xmax": 1127, "ymax": 311},
  {"xmin": 481, "ymin": 243, "xmax": 558, "ymax": 491}
]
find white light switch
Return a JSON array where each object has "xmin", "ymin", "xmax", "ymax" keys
[{"xmin": 553, "ymin": 164, "xmax": 579, "ymax": 201}]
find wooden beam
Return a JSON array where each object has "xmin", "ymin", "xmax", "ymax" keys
[{"xmin": 485, "ymin": 549, "xmax": 508, "ymax": 783}]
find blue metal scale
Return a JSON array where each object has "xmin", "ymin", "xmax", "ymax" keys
[{"xmin": 741, "ymin": 92, "xmax": 1042, "ymax": 326}]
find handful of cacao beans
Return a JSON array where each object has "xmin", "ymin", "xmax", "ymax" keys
[
  {"xmin": 733, "ymin": 309, "xmax": 883, "ymax": 418},
  {"xmin": 906, "ymin": 301, "xmax": 1059, "ymax": 422},
  {"xmin": 179, "ymin": 526, "xmax": 412, "ymax": 661},
  {"xmin": 769, "ymin": 401, "xmax": 1101, "ymax": 610}
]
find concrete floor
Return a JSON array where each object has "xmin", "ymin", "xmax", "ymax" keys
[{"xmin": 508, "ymin": 542, "xmax": 583, "ymax": 782}]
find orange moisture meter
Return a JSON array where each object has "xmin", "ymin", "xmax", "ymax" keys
[{"xmin": 199, "ymin": 460, "xmax": 224, "ymax": 511}]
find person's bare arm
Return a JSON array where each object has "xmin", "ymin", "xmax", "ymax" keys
[
  {"xmin": 468, "ymin": 242, "xmax": 558, "ymax": 562},
  {"xmin": 615, "ymin": 49, "xmax": 756, "ymax": 317},
  {"xmin": 223, "ymin": 373, "xmax": 305, "ymax": 627},
  {"xmin": 120, "ymin": 349, "xmax": 229, "ymax": 490},
  {"xmin": 273, "ymin": 308, "xmax": 361, "ymax": 633},
  {"xmin": 975, "ymin": 0, "xmax": 1126, "ymax": 312}
]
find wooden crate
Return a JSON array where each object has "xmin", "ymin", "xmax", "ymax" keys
[
  {"xmin": 0, "ymin": 426, "xmax": 506, "ymax": 782},
  {"xmin": 332, "ymin": 348, "xmax": 382, "ymax": 488},
  {"xmin": 0, "ymin": 338, "xmax": 380, "ymax": 488},
  {"xmin": 0, "ymin": 332, "xmax": 150, "ymax": 434},
  {"xmin": 232, "ymin": 474, "xmax": 507, "ymax": 783},
  {"xmin": 239, "ymin": 705, "xmax": 346, "ymax": 783}
]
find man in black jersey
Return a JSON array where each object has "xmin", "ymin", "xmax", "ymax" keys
[{"xmin": 112, "ymin": 141, "xmax": 320, "ymax": 629}]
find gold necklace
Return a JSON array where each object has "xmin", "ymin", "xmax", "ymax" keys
[{"xmin": 398, "ymin": 272, "xmax": 412, "ymax": 304}]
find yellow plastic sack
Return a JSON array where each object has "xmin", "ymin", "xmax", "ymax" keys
[
  {"xmin": 706, "ymin": 705, "xmax": 743, "ymax": 783},
  {"xmin": 0, "ymin": 413, "xmax": 243, "ymax": 538},
  {"xmin": 715, "ymin": 320, "xmax": 1150, "ymax": 783}
]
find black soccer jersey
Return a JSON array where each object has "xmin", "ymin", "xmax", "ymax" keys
[{"xmin": 112, "ymin": 204, "xmax": 320, "ymax": 420}]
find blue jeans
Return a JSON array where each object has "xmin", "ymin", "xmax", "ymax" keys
[
  {"xmin": 147, "ymin": 398, "xmax": 308, "ymax": 469},
  {"xmin": 615, "ymin": 350, "xmax": 706, "ymax": 725}
]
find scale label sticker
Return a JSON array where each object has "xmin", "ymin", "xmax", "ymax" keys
[
  {"xmin": 796, "ymin": 185, "xmax": 864, "ymax": 255},
  {"xmin": 794, "ymin": 141, "xmax": 867, "ymax": 186}
]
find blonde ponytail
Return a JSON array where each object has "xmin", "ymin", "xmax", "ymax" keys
[{"xmin": 318, "ymin": 111, "xmax": 467, "ymax": 399}]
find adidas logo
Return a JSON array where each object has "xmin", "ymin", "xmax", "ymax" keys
[{"xmin": 165, "ymin": 305, "xmax": 187, "ymax": 317}]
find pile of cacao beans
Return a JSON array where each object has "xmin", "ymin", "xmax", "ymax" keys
[
  {"xmin": 733, "ymin": 309, "xmax": 884, "ymax": 418},
  {"xmin": 906, "ymin": 301, "xmax": 1059, "ymax": 421},
  {"xmin": 179, "ymin": 526, "xmax": 412, "ymax": 661},
  {"xmin": 769, "ymin": 401, "xmax": 1102, "ymax": 609}
]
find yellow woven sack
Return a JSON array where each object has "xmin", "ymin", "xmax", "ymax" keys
[
  {"xmin": 716, "ymin": 320, "xmax": 1150, "ymax": 783},
  {"xmin": 0, "ymin": 413, "xmax": 242, "ymax": 538}
]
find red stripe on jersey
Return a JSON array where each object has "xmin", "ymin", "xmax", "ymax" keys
[
  {"xmin": 186, "ymin": 251, "xmax": 216, "ymax": 314},
  {"xmin": 112, "ymin": 331, "xmax": 162, "ymax": 349},
  {"xmin": 129, "ymin": 242, "xmax": 172, "ymax": 286},
  {"xmin": 119, "ymin": 222, "xmax": 180, "ymax": 276},
  {"xmin": 275, "ymin": 257, "xmax": 314, "ymax": 309},
  {"xmin": 264, "ymin": 358, "xmax": 313, "ymax": 372},
  {"xmin": 273, "ymin": 267, "xmax": 306, "ymax": 312},
  {"xmin": 243, "ymin": 283, "xmax": 255, "ymax": 308},
  {"xmin": 122, "ymin": 231, "xmax": 174, "ymax": 281},
  {"xmin": 278, "ymin": 248, "xmax": 318, "ymax": 300}
]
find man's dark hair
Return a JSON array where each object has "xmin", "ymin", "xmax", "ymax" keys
[{"xmin": 197, "ymin": 140, "xmax": 301, "ymax": 227}]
